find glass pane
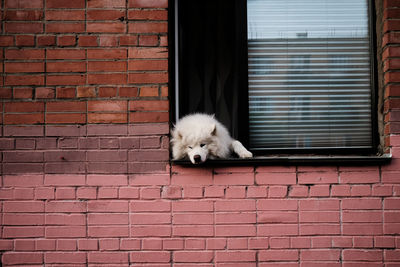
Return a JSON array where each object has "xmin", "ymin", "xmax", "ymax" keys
[{"xmin": 247, "ymin": 0, "xmax": 373, "ymax": 150}]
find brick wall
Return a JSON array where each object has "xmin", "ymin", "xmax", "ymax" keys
[{"xmin": 1, "ymin": 0, "xmax": 400, "ymax": 266}]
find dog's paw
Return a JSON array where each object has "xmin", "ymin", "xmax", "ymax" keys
[{"xmin": 238, "ymin": 150, "xmax": 253, "ymax": 158}]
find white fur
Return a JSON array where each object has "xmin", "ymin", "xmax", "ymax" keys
[{"xmin": 171, "ymin": 113, "xmax": 253, "ymax": 164}]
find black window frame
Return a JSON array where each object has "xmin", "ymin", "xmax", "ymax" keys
[{"xmin": 168, "ymin": 0, "xmax": 381, "ymax": 158}]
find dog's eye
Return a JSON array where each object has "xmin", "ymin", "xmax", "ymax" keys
[
  {"xmin": 200, "ymin": 144, "xmax": 206, "ymax": 147},
  {"xmin": 188, "ymin": 146, "xmax": 193, "ymax": 149}
]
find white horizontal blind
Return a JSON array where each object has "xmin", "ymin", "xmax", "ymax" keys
[{"xmin": 247, "ymin": 0, "xmax": 373, "ymax": 150}]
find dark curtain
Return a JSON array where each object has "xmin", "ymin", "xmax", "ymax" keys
[{"xmin": 177, "ymin": 0, "xmax": 249, "ymax": 142}]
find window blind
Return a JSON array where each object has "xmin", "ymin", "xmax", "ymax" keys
[{"xmin": 247, "ymin": 0, "xmax": 373, "ymax": 151}]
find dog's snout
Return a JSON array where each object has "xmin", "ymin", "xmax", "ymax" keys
[{"xmin": 193, "ymin": 155, "xmax": 201, "ymax": 163}]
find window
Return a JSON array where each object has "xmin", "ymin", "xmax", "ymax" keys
[{"xmin": 171, "ymin": 0, "xmax": 378, "ymax": 155}]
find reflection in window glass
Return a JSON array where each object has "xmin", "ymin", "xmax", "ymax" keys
[{"xmin": 247, "ymin": 0, "xmax": 373, "ymax": 150}]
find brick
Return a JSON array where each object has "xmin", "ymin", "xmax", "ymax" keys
[
  {"xmin": 0, "ymin": 36, "xmax": 13, "ymax": 46},
  {"xmin": 139, "ymin": 35, "xmax": 159, "ymax": 46},
  {"xmin": 353, "ymin": 237, "xmax": 373, "ymax": 248},
  {"xmin": 129, "ymin": 47, "xmax": 168, "ymax": 58},
  {"xmin": 2, "ymin": 252, "xmax": 43, "ymax": 265},
  {"xmin": 88, "ymin": 61, "xmax": 126, "ymax": 72},
  {"xmin": 45, "ymin": 252, "xmax": 86, "ymax": 264},
  {"xmin": 6, "ymin": 49, "xmax": 45, "ymax": 60},
  {"xmin": 342, "ymin": 249, "xmax": 383, "ymax": 261},
  {"xmin": 258, "ymin": 224, "xmax": 298, "ymax": 236},
  {"xmin": 37, "ymin": 35, "xmax": 56, "ymax": 46},
  {"xmin": 120, "ymin": 36, "xmax": 138, "ymax": 46},
  {"xmin": 375, "ymin": 236, "xmax": 395, "ymax": 248},
  {"xmin": 300, "ymin": 249, "xmax": 340, "ymax": 261},
  {"xmin": 45, "ymin": 201, "xmax": 86, "ymax": 213},
  {"xmin": 300, "ymin": 224, "xmax": 341, "ymax": 235},
  {"xmin": 78, "ymin": 36, "xmax": 98, "ymax": 47},
  {"xmin": 46, "ymin": 0, "xmax": 85, "ymax": 8},
  {"xmin": 173, "ymin": 200, "xmax": 213, "ymax": 212},
  {"xmin": 88, "ymin": 225, "xmax": 129, "ymax": 237},
  {"xmin": 140, "ymin": 187, "xmax": 161, "ymax": 199},
  {"xmin": 216, "ymin": 212, "xmax": 256, "ymax": 224},
  {"xmin": 87, "ymin": 200, "xmax": 128, "ymax": 213},
  {"xmin": 298, "ymin": 171, "xmax": 338, "ymax": 184},
  {"xmin": 300, "ymin": 211, "xmax": 340, "ymax": 223},
  {"xmin": 131, "ymin": 251, "xmax": 171, "ymax": 263},
  {"xmin": 131, "ymin": 200, "xmax": 170, "ymax": 212},
  {"xmin": 114, "ymin": 239, "xmax": 138, "ymax": 251},
  {"xmin": 88, "ymin": 0, "xmax": 126, "ymax": 8},
  {"xmin": 342, "ymin": 198, "xmax": 382, "ymax": 210},
  {"xmin": 131, "ymin": 213, "xmax": 171, "ymax": 225},
  {"xmin": 256, "ymin": 172, "xmax": 296, "ymax": 185},
  {"xmin": 206, "ymin": 238, "xmax": 227, "ymax": 250},
  {"xmin": 194, "ymin": 186, "xmax": 221, "ymax": 197},
  {"xmin": 98, "ymin": 239, "xmax": 120, "ymax": 251},
  {"xmin": 5, "ymin": 22, "xmax": 43, "ymax": 33},
  {"xmin": 88, "ymin": 73, "xmax": 127, "ymax": 85},
  {"xmin": 4, "ymin": 163, "xmax": 44, "ymax": 174},
  {"xmin": 46, "ymin": 23, "xmax": 85, "ymax": 33},
  {"xmin": 173, "ymin": 251, "xmax": 213, "ymax": 263},
  {"xmin": 257, "ymin": 211, "xmax": 298, "ymax": 224},
  {"xmin": 173, "ymin": 213, "xmax": 213, "ymax": 225},
  {"xmin": 128, "ymin": 10, "xmax": 168, "ymax": 20},
  {"xmin": 258, "ymin": 199, "xmax": 298, "ymax": 211},
  {"xmin": 88, "ymin": 252, "xmax": 129, "ymax": 263},
  {"xmin": 77, "ymin": 239, "xmax": 98, "ymax": 250},
  {"xmin": 129, "ymin": 123, "xmax": 169, "ymax": 135},
  {"xmin": 46, "ymin": 10, "xmax": 85, "ymax": 21},
  {"xmin": 270, "ymin": 237, "xmax": 290, "ymax": 249},
  {"xmin": 87, "ymin": 10, "xmax": 125, "ymax": 20},
  {"xmin": 4, "ymin": 201, "xmax": 44, "ymax": 213},
  {"xmin": 299, "ymin": 199, "xmax": 340, "ymax": 211},
  {"xmin": 173, "ymin": 225, "xmax": 213, "ymax": 237},
  {"xmin": 268, "ymin": 186, "xmax": 288, "ymax": 197},
  {"xmin": 215, "ymin": 200, "xmax": 256, "ymax": 211},
  {"xmin": 129, "ymin": 174, "xmax": 170, "ymax": 185},
  {"xmin": 15, "ymin": 35, "xmax": 35, "ymax": 46},
  {"xmin": 129, "ymin": 22, "xmax": 168, "ymax": 33},
  {"xmin": 3, "ymin": 213, "xmax": 44, "ymax": 226},
  {"xmin": 119, "ymin": 186, "xmax": 141, "ymax": 199},
  {"xmin": 3, "ymin": 226, "xmax": 44, "ymax": 238},
  {"xmin": 47, "ymin": 75, "xmax": 85, "ymax": 86},
  {"xmin": 340, "ymin": 170, "xmax": 380, "ymax": 184},
  {"xmin": 343, "ymin": 223, "xmax": 383, "ymax": 235},
  {"xmin": 128, "ymin": 72, "xmax": 168, "ymax": 84},
  {"xmin": 214, "ymin": 173, "xmax": 254, "ymax": 185},
  {"xmin": 216, "ymin": 225, "xmax": 256, "ymax": 237},
  {"xmin": 171, "ymin": 172, "xmax": 213, "ymax": 185},
  {"xmin": 87, "ymin": 22, "xmax": 126, "ymax": 33},
  {"xmin": 258, "ymin": 250, "xmax": 299, "ymax": 261},
  {"xmin": 15, "ymin": 239, "xmax": 35, "ymax": 251},
  {"xmin": 46, "ymin": 214, "xmax": 85, "ymax": 225},
  {"xmin": 128, "ymin": 0, "xmax": 168, "ymax": 8},
  {"xmin": 132, "ymin": 225, "xmax": 171, "ymax": 237},
  {"xmin": 331, "ymin": 185, "xmax": 351, "ymax": 196},
  {"xmin": 3, "ymin": 175, "xmax": 43, "ymax": 187},
  {"xmin": 47, "ymin": 49, "xmax": 85, "ymax": 60},
  {"xmin": 5, "ymin": 62, "xmax": 44, "ymax": 73},
  {"xmin": 5, "ymin": 75, "xmax": 45, "ymax": 86},
  {"xmin": 216, "ymin": 251, "xmax": 256, "ymax": 262},
  {"xmin": 87, "ymin": 162, "xmax": 127, "ymax": 174}
]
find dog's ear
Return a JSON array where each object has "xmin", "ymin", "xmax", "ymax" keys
[
  {"xmin": 172, "ymin": 129, "xmax": 182, "ymax": 140},
  {"xmin": 210, "ymin": 123, "xmax": 217, "ymax": 136},
  {"xmin": 176, "ymin": 130, "xmax": 183, "ymax": 139}
]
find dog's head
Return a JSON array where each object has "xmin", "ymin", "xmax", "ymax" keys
[{"xmin": 171, "ymin": 123, "xmax": 217, "ymax": 164}]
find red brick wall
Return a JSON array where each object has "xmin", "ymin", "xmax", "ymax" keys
[{"xmin": 1, "ymin": 0, "xmax": 400, "ymax": 266}]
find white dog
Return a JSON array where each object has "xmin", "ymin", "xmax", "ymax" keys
[{"xmin": 171, "ymin": 113, "xmax": 253, "ymax": 164}]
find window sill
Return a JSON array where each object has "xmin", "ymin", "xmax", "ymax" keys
[{"xmin": 171, "ymin": 154, "xmax": 392, "ymax": 166}]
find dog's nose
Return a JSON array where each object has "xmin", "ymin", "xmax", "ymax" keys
[{"xmin": 193, "ymin": 155, "xmax": 201, "ymax": 163}]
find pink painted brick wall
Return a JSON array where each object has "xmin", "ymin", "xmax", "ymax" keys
[{"xmin": 1, "ymin": 0, "xmax": 400, "ymax": 266}]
